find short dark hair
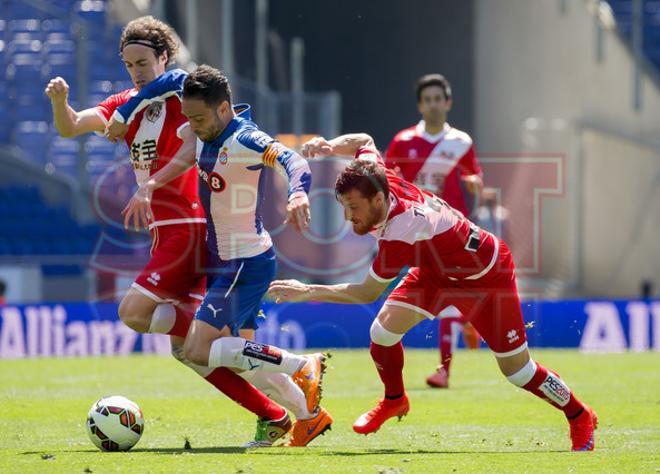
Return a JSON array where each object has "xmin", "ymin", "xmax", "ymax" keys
[
  {"xmin": 415, "ymin": 73, "xmax": 452, "ymax": 102},
  {"xmin": 335, "ymin": 160, "xmax": 390, "ymax": 202},
  {"xmin": 120, "ymin": 16, "xmax": 179, "ymax": 65},
  {"xmin": 182, "ymin": 65, "xmax": 232, "ymax": 106}
]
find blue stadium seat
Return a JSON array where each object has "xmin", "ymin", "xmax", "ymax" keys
[
  {"xmin": 13, "ymin": 121, "xmax": 51, "ymax": 164},
  {"xmin": 6, "ymin": 1, "xmax": 45, "ymax": 20},
  {"xmin": 49, "ymin": 136, "xmax": 81, "ymax": 177},
  {"xmin": 14, "ymin": 97, "xmax": 50, "ymax": 122},
  {"xmin": 7, "ymin": 19, "xmax": 42, "ymax": 41},
  {"xmin": 42, "ymin": 19, "xmax": 72, "ymax": 39},
  {"xmin": 6, "ymin": 38, "xmax": 41, "ymax": 55},
  {"xmin": 44, "ymin": 39, "xmax": 75, "ymax": 56},
  {"xmin": 90, "ymin": 80, "xmax": 113, "ymax": 95},
  {"xmin": 75, "ymin": 0, "xmax": 107, "ymax": 27}
]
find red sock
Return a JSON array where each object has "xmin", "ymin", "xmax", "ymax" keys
[
  {"xmin": 522, "ymin": 362, "xmax": 584, "ymax": 418},
  {"xmin": 167, "ymin": 306, "xmax": 194, "ymax": 338},
  {"xmin": 204, "ymin": 368, "xmax": 286, "ymax": 420},
  {"xmin": 370, "ymin": 342, "xmax": 405, "ymax": 398},
  {"xmin": 439, "ymin": 316, "xmax": 460, "ymax": 374}
]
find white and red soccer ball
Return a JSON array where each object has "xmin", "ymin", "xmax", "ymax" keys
[{"xmin": 86, "ymin": 396, "xmax": 144, "ymax": 451}]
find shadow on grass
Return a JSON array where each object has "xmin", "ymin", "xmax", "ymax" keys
[{"xmin": 21, "ymin": 447, "xmax": 567, "ymax": 456}]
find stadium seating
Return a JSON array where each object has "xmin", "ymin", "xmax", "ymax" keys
[
  {"xmin": 0, "ymin": 0, "xmax": 137, "ymax": 257},
  {"xmin": 0, "ymin": 186, "xmax": 101, "ymax": 256}
]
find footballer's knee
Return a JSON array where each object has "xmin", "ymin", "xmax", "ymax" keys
[
  {"xmin": 370, "ymin": 318, "xmax": 404, "ymax": 347},
  {"xmin": 497, "ymin": 348, "xmax": 532, "ymax": 379},
  {"xmin": 118, "ymin": 294, "xmax": 154, "ymax": 333},
  {"xmin": 183, "ymin": 338, "xmax": 210, "ymax": 366}
]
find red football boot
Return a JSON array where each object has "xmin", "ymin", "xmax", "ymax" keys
[
  {"xmin": 426, "ymin": 366, "xmax": 449, "ymax": 388},
  {"xmin": 569, "ymin": 405, "xmax": 598, "ymax": 451},
  {"xmin": 352, "ymin": 395, "xmax": 410, "ymax": 435}
]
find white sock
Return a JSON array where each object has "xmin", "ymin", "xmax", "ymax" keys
[
  {"xmin": 208, "ymin": 337, "xmax": 306, "ymax": 375},
  {"xmin": 171, "ymin": 345, "xmax": 213, "ymax": 378},
  {"xmin": 148, "ymin": 304, "xmax": 176, "ymax": 334},
  {"xmin": 241, "ymin": 371, "xmax": 313, "ymax": 420}
]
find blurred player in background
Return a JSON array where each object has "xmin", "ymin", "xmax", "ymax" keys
[
  {"xmin": 270, "ymin": 133, "xmax": 598, "ymax": 452},
  {"xmin": 385, "ymin": 74, "xmax": 483, "ymax": 388},
  {"xmin": 105, "ymin": 64, "xmax": 332, "ymax": 447},
  {"xmin": 46, "ymin": 17, "xmax": 324, "ymax": 447}
]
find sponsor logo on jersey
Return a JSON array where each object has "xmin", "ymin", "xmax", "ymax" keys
[
  {"xmin": 409, "ymin": 148, "xmax": 418, "ymax": 159},
  {"xmin": 145, "ymin": 102, "xmax": 163, "ymax": 123},
  {"xmin": 217, "ymin": 147, "xmax": 228, "ymax": 165},
  {"xmin": 197, "ymin": 166, "xmax": 227, "ymax": 193}
]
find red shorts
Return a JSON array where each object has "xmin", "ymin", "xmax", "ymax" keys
[
  {"xmin": 386, "ymin": 240, "xmax": 527, "ymax": 357},
  {"xmin": 132, "ymin": 223, "xmax": 206, "ymax": 307}
]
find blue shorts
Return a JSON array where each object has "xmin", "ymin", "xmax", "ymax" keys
[{"xmin": 196, "ymin": 247, "xmax": 277, "ymax": 335}]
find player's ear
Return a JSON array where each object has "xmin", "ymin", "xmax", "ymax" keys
[{"xmin": 445, "ymin": 97, "xmax": 453, "ymax": 111}]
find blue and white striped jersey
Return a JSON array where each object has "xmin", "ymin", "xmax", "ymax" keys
[{"xmin": 113, "ymin": 70, "xmax": 312, "ymax": 262}]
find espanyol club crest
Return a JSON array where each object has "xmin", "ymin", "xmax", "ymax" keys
[
  {"xmin": 145, "ymin": 102, "xmax": 163, "ymax": 123},
  {"xmin": 217, "ymin": 147, "xmax": 228, "ymax": 165}
]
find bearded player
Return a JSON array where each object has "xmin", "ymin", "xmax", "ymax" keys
[
  {"xmin": 386, "ymin": 74, "xmax": 483, "ymax": 388},
  {"xmin": 270, "ymin": 133, "xmax": 598, "ymax": 452}
]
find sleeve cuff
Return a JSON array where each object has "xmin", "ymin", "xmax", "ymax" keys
[
  {"xmin": 111, "ymin": 109, "xmax": 127, "ymax": 124},
  {"xmin": 288, "ymin": 191, "xmax": 307, "ymax": 202},
  {"xmin": 176, "ymin": 122, "xmax": 190, "ymax": 139},
  {"xmin": 369, "ymin": 266, "xmax": 396, "ymax": 283}
]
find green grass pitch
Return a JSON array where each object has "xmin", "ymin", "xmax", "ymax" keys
[{"xmin": 1, "ymin": 349, "xmax": 658, "ymax": 473}]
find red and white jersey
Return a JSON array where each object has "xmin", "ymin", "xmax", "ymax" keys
[
  {"xmin": 355, "ymin": 146, "xmax": 498, "ymax": 284},
  {"xmin": 385, "ymin": 121, "xmax": 481, "ymax": 217},
  {"xmin": 96, "ymin": 89, "xmax": 206, "ymax": 228}
]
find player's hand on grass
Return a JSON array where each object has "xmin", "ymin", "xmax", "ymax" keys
[
  {"xmin": 105, "ymin": 117, "xmax": 129, "ymax": 143},
  {"xmin": 122, "ymin": 182, "xmax": 154, "ymax": 231},
  {"xmin": 45, "ymin": 77, "xmax": 70, "ymax": 104},
  {"xmin": 285, "ymin": 192, "xmax": 311, "ymax": 232},
  {"xmin": 302, "ymin": 136, "xmax": 333, "ymax": 158},
  {"xmin": 269, "ymin": 279, "xmax": 310, "ymax": 303}
]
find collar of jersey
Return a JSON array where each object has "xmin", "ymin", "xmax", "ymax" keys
[
  {"xmin": 370, "ymin": 194, "xmax": 398, "ymax": 238},
  {"xmin": 207, "ymin": 103, "xmax": 253, "ymax": 148},
  {"xmin": 416, "ymin": 120, "xmax": 450, "ymax": 142}
]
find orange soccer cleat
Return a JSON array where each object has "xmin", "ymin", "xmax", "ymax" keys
[
  {"xmin": 352, "ymin": 394, "xmax": 410, "ymax": 435},
  {"xmin": 286, "ymin": 407, "xmax": 333, "ymax": 447},
  {"xmin": 569, "ymin": 405, "xmax": 598, "ymax": 451},
  {"xmin": 292, "ymin": 353, "xmax": 328, "ymax": 414}
]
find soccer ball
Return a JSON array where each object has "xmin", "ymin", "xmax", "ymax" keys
[{"xmin": 86, "ymin": 396, "xmax": 144, "ymax": 451}]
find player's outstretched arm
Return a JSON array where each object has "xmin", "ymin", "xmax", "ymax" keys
[
  {"xmin": 121, "ymin": 126, "xmax": 197, "ymax": 230},
  {"xmin": 45, "ymin": 77, "xmax": 105, "ymax": 137},
  {"xmin": 105, "ymin": 68, "xmax": 188, "ymax": 142},
  {"xmin": 269, "ymin": 273, "xmax": 388, "ymax": 305},
  {"xmin": 302, "ymin": 133, "xmax": 376, "ymax": 158}
]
